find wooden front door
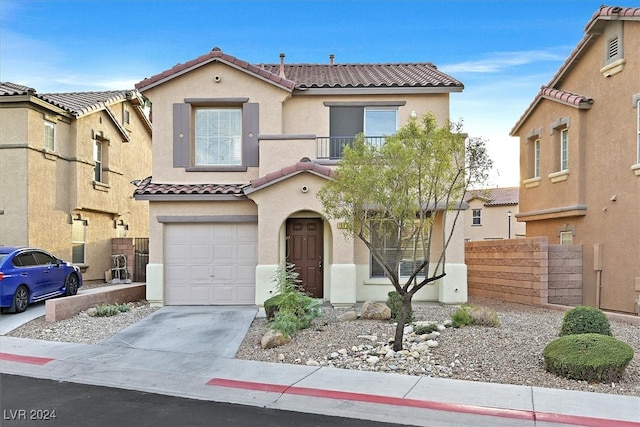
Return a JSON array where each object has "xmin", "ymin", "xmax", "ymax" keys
[{"xmin": 286, "ymin": 218, "xmax": 323, "ymax": 298}]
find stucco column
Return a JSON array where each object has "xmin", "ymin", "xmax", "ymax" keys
[{"xmin": 328, "ymin": 219, "xmax": 356, "ymax": 306}]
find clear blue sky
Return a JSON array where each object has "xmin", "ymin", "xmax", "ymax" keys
[{"xmin": 1, "ymin": 0, "xmax": 613, "ymax": 186}]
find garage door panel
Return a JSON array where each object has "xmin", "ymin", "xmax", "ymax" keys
[{"xmin": 165, "ymin": 223, "xmax": 257, "ymax": 305}]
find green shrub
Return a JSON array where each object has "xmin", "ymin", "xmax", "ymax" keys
[
  {"xmin": 386, "ymin": 291, "xmax": 413, "ymax": 324},
  {"xmin": 543, "ymin": 334, "xmax": 634, "ymax": 382},
  {"xmin": 93, "ymin": 303, "xmax": 130, "ymax": 317},
  {"xmin": 559, "ymin": 306, "xmax": 611, "ymax": 336},
  {"xmin": 451, "ymin": 305, "xmax": 474, "ymax": 328},
  {"xmin": 265, "ymin": 263, "xmax": 321, "ymax": 338},
  {"xmin": 414, "ymin": 323, "xmax": 439, "ymax": 335},
  {"xmin": 450, "ymin": 304, "xmax": 499, "ymax": 328}
]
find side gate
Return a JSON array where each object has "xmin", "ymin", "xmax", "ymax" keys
[{"xmin": 134, "ymin": 237, "xmax": 149, "ymax": 282}]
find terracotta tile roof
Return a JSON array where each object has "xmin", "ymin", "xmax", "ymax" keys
[
  {"xmin": 0, "ymin": 82, "xmax": 36, "ymax": 96},
  {"xmin": 511, "ymin": 5, "xmax": 640, "ymax": 135},
  {"xmin": 133, "ymin": 176, "xmax": 246, "ymax": 196},
  {"xmin": 260, "ymin": 63, "xmax": 462, "ymax": 89},
  {"xmin": 1, "ymin": 82, "xmax": 135, "ymax": 118},
  {"xmin": 465, "ymin": 187, "xmax": 519, "ymax": 206},
  {"xmin": 136, "ymin": 47, "xmax": 296, "ymax": 92},
  {"xmin": 38, "ymin": 90, "xmax": 133, "ymax": 117},
  {"xmin": 539, "ymin": 87, "xmax": 593, "ymax": 108},
  {"xmin": 246, "ymin": 161, "xmax": 335, "ymax": 194},
  {"xmin": 135, "ymin": 48, "xmax": 462, "ymax": 92}
]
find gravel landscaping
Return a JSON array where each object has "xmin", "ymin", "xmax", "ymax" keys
[{"xmin": 5, "ymin": 291, "xmax": 639, "ymax": 397}]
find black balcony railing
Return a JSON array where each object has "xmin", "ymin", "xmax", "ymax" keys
[{"xmin": 316, "ymin": 136, "xmax": 387, "ymax": 160}]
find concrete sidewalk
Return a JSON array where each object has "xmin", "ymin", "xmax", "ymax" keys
[{"xmin": 1, "ymin": 307, "xmax": 639, "ymax": 427}]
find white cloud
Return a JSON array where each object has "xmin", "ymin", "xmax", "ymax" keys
[{"xmin": 439, "ymin": 49, "xmax": 569, "ymax": 74}]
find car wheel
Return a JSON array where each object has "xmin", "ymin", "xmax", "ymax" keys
[
  {"xmin": 65, "ymin": 274, "xmax": 79, "ymax": 296},
  {"xmin": 13, "ymin": 285, "xmax": 29, "ymax": 313}
]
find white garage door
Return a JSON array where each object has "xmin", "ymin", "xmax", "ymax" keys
[{"xmin": 165, "ymin": 223, "xmax": 257, "ymax": 305}]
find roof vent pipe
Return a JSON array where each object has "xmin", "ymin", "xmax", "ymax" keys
[
  {"xmin": 329, "ymin": 54, "xmax": 335, "ymax": 65},
  {"xmin": 279, "ymin": 53, "xmax": 286, "ymax": 78}
]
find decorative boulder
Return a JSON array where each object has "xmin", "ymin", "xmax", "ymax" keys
[
  {"xmin": 261, "ymin": 329, "xmax": 291, "ymax": 349},
  {"xmin": 360, "ymin": 301, "xmax": 391, "ymax": 320},
  {"xmin": 337, "ymin": 310, "xmax": 359, "ymax": 321}
]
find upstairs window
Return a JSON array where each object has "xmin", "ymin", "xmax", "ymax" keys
[
  {"xmin": 534, "ymin": 139, "xmax": 541, "ymax": 178},
  {"xmin": 472, "ymin": 209, "xmax": 482, "ymax": 226},
  {"xmin": 195, "ymin": 108, "xmax": 242, "ymax": 166},
  {"xmin": 560, "ymin": 129, "xmax": 569, "ymax": 171},
  {"xmin": 93, "ymin": 140, "xmax": 103, "ymax": 182},
  {"xmin": 44, "ymin": 121, "xmax": 55, "ymax": 151}
]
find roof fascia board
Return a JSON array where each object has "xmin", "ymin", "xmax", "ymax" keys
[
  {"xmin": 139, "ymin": 57, "xmax": 293, "ymax": 93},
  {"xmin": 294, "ymin": 87, "xmax": 463, "ymax": 96},
  {"xmin": 323, "ymin": 101, "xmax": 407, "ymax": 107},
  {"xmin": 134, "ymin": 194, "xmax": 248, "ymax": 201},
  {"xmin": 0, "ymin": 96, "xmax": 74, "ymax": 118},
  {"xmin": 103, "ymin": 106, "xmax": 131, "ymax": 142},
  {"xmin": 244, "ymin": 170, "xmax": 331, "ymax": 195}
]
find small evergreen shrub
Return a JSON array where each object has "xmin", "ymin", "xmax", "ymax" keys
[
  {"xmin": 451, "ymin": 305, "xmax": 474, "ymax": 328},
  {"xmin": 450, "ymin": 304, "xmax": 499, "ymax": 328},
  {"xmin": 386, "ymin": 291, "xmax": 413, "ymax": 324},
  {"xmin": 265, "ymin": 263, "xmax": 321, "ymax": 338},
  {"xmin": 93, "ymin": 303, "xmax": 130, "ymax": 317},
  {"xmin": 559, "ymin": 306, "xmax": 611, "ymax": 336},
  {"xmin": 543, "ymin": 334, "xmax": 633, "ymax": 382},
  {"xmin": 414, "ymin": 323, "xmax": 439, "ymax": 335}
]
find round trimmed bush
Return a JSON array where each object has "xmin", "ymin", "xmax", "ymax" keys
[
  {"xmin": 559, "ymin": 306, "xmax": 611, "ymax": 336},
  {"xmin": 543, "ymin": 334, "xmax": 634, "ymax": 382}
]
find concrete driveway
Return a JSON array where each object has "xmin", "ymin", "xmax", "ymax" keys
[{"xmin": 101, "ymin": 306, "xmax": 259, "ymax": 358}]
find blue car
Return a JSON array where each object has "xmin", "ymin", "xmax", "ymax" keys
[{"xmin": 0, "ymin": 246, "xmax": 83, "ymax": 313}]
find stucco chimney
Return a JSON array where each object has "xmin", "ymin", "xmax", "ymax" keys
[
  {"xmin": 279, "ymin": 53, "xmax": 286, "ymax": 78},
  {"xmin": 329, "ymin": 54, "xmax": 335, "ymax": 65}
]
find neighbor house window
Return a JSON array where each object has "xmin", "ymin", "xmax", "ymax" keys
[
  {"xmin": 364, "ymin": 108, "xmax": 398, "ymax": 140},
  {"xmin": 534, "ymin": 139, "xmax": 541, "ymax": 177},
  {"xmin": 93, "ymin": 140, "xmax": 103, "ymax": 182},
  {"xmin": 472, "ymin": 209, "xmax": 482, "ymax": 225},
  {"xmin": 44, "ymin": 121, "xmax": 55, "ymax": 151},
  {"xmin": 195, "ymin": 108, "xmax": 242, "ymax": 166},
  {"xmin": 560, "ymin": 231, "xmax": 573, "ymax": 245},
  {"xmin": 72, "ymin": 219, "xmax": 87, "ymax": 264},
  {"xmin": 370, "ymin": 220, "xmax": 427, "ymax": 279},
  {"xmin": 560, "ymin": 129, "xmax": 568, "ymax": 171}
]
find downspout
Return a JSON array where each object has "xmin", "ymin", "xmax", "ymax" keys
[{"xmin": 594, "ymin": 244, "xmax": 602, "ymax": 308}]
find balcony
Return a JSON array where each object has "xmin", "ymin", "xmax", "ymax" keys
[{"xmin": 316, "ymin": 136, "xmax": 387, "ymax": 160}]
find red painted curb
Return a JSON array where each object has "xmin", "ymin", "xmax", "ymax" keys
[
  {"xmin": 207, "ymin": 378, "xmax": 640, "ymax": 427},
  {"xmin": 0, "ymin": 352, "xmax": 54, "ymax": 366}
]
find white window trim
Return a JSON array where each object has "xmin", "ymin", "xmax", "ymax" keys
[
  {"xmin": 534, "ymin": 139, "xmax": 540, "ymax": 178},
  {"xmin": 93, "ymin": 139, "xmax": 103, "ymax": 183},
  {"xmin": 472, "ymin": 209, "xmax": 482, "ymax": 226},
  {"xmin": 560, "ymin": 231, "xmax": 573, "ymax": 245},
  {"xmin": 560, "ymin": 128, "xmax": 569, "ymax": 171}
]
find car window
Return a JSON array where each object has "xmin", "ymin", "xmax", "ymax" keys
[
  {"xmin": 0, "ymin": 254, "xmax": 7, "ymax": 264},
  {"xmin": 14, "ymin": 252, "xmax": 38, "ymax": 267},
  {"xmin": 33, "ymin": 251, "xmax": 57, "ymax": 265}
]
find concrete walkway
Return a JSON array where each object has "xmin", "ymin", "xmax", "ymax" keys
[{"xmin": 1, "ymin": 306, "xmax": 638, "ymax": 427}]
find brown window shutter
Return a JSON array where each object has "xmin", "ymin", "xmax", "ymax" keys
[
  {"xmin": 173, "ymin": 103, "xmax": 191, "ymax": 167},
  {"xmin": 243, "ymin": 103, "xmax": 259, "ymax": 167}
]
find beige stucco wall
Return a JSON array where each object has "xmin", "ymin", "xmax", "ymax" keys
[
  {"xmin": 142, "ymin": 62, "xmax": 291, "ymax": 185},
  {"xmin": 282, "ymin": 93, "xmax": 451, "ymax": 137},
  {"xmin": 0, "ymin": 97, "xmax": 151, "ymax": 281},
  {"xmin": 464, "ymin": 200, "xmax": 526, "ymax": 241},
  {"xmin": 516, "ymin": 21, "xmax": 640, "ymax": 313}
]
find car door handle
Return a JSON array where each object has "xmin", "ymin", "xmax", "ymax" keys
[{"xmin": 20, "ymin": 272, "xmax": 27, "ymax": 277}]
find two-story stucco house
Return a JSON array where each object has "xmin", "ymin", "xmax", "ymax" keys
[
  {"xmin": 510, "ymin": 6, "xmax": 640, "ymax": 314},
  {"xmin": 0, "ymin": 82, "xmax": 152, "ymax": 282},
  {"xmin": 134, "ymin": 48, "xmax": 468, "ymax": 307},
  {"xmin": 464, "ymin": 187, "xmax": 525, "ymax": 241}
]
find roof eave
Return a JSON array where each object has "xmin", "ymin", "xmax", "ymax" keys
[
  {"xmin": 293, "ymin": 86, "xmax": 463, "ymax": 96},
  {"xmin": 136, "ymin": 57, "xmax": 294, "ymax": 93}
]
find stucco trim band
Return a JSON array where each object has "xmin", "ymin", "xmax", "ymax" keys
[{"xmin": 157, "ymin": 215, "xmax": 258, "ymax": 223}]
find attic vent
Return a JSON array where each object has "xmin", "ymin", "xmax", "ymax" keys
[{"xmin": 607, "ymin": 36, "xmax": 619, "ymax": 60}]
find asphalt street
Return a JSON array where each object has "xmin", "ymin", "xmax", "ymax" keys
[{"xmin": 0, "ymin": 374, "xmax": 407, "ymax": 427}]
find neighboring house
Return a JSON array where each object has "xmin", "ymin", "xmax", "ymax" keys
[
  {"xmin": 464, "ymin": 187, "xmax": 525, "ymax": 241},
  {"xmin": 134, "ymin": 48, "xmax": 468, "ymax": 307},
  {"xmin": 510, "ymin": 6, "xmax": 640, "ymax": 314},
  {"xmin": 0, "ymin": 82, "xmax": 152, "ymax": 282}
]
